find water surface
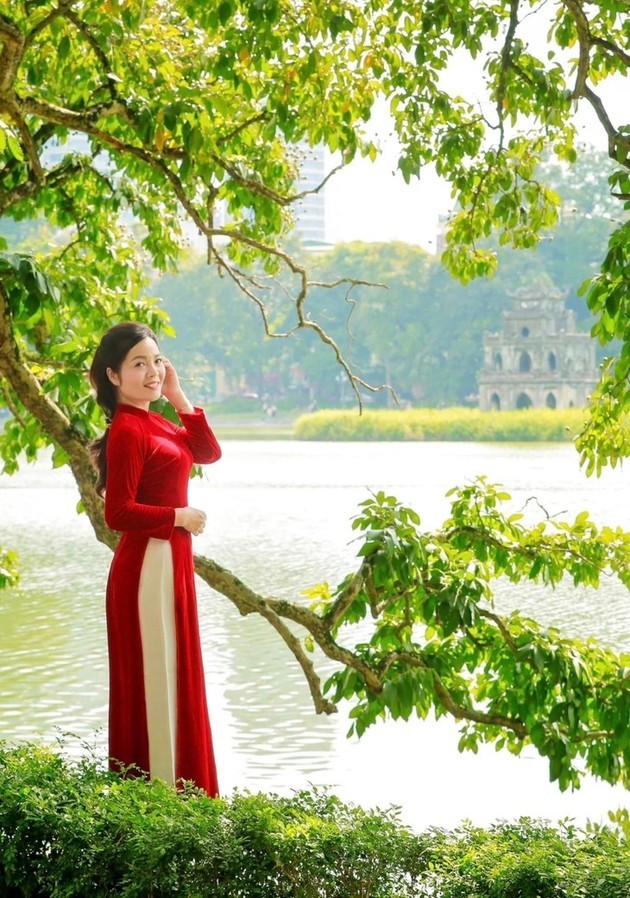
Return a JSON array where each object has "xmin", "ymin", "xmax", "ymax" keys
[{"xmin": 0, "ymin": 440, "xmax": 628, "ymax": 830}]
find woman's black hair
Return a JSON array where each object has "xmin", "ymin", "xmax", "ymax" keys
[{"xmin": 89, "ymin": 322, "xmax": 158, "ymax": 497}]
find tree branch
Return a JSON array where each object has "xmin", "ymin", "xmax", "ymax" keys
[
  {"xmin": 477, "ymin": 607, "xmax": 537, "ymax": 670},
  {"xmin": 323, "ymin": 564, "xmax": 369, "ymax": 629},
  {"xmin": 559, "ymin": 0, "xmax": 630, "ymax": 169},
  {"xmin": 0, "ymin": 16, "xmax": 24, "ymax": 95},
  {"xmin": 378, "ymin": 649, "xmax": 528, "ymax": 737},
  {"xmin": 61, "ymin": 6, "xmax": 120, "ymax": 103},
  {"xmin": 194, "ymin": 555, "xmax": 335, "ymax": 714},
  {"xmin": 23, "ymin": 0, "xmax": 79, "ymax": 49},
  {"xmin": 0, "ymin": 159, "xmax": 88, "ymax": 217},
  {"xmin": 495, "ymin": 0, "xmax": 520, "ymax": 151},
  {"xmin": 590, "ymin": 35, "xmax": 630, "ymax": 68},
  {"xmin": 561, "ymin": 0, "xmax": 591, "ymax": 99},
  {"xmin": 0, "ymin": 280, "xmax": 112, "ymax": 548}
]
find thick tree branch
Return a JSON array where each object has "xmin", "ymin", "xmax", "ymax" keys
[
  {"xmin": 495, "ymin": 0, "xmax": 520, "ymax": 150},
  {"xmin": 0, "ymin": 18, "xmax": 42, "ymax": 177},
  {"xmin": 559, "ymin": 0, "xmax": 630, "ymax": 169},
  {"xmin": 0, "ymin": 280, "xmax": 112, "ymax": 548},
  {"xmin": 194, "ymin": 555, "xmax": 335, "ymax": 714},
  {"xmin": 323, "ymin": 564, "xmax": 369, "ymax": 629},
  {"xmin": 20, "ymin": 96, "xmax": 127, "ymax": 132},
  {"xmin": 0, "ymin": 16, "xmax": 24, "ymax": 95},
  {"xmin": 561, "ymin": 0, "xmax": 591, "ymax": 99}
]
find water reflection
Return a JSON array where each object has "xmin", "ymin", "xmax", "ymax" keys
[{"xmin": 0, "ymin": 441, "xmax": 628, "ymax": 830}]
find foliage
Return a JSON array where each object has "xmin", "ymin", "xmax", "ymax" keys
[
  {"xmin": 0, "ymin": 741, "xmax": 423, "ymax": 898},
  {"xmin": 304, "ymin": 480, "xmax": 630, "ymax": 791},
  {"xmin": 1, "ymin": 742, "xmax": 629, "ymax": 898},
  {"xmin": 0, "ymin": 549, "xmax": 19, "ymax": 589},
  {"xmin": 576, "ymin": 203, "xmax": 630, "ymax": 472},
  {"xmin": 294, "ymin": 407, "xmax": 588, "ymax": 442},
  {"xmin": 424, "ymin": 818, "xmax": 630, "ymax": 898}
]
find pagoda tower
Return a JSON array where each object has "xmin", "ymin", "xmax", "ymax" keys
[{"xmin": 478, "ymin": 287, "xmax": 598, "ymax": 411}]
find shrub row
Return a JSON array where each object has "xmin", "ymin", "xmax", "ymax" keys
[
  {"xmin": 1, "ymin": 743, "xmax": 629, "ymax": 897},
  {"xmin": 294, "ymin": 408, "xmax": 587, "ymax": 442}
]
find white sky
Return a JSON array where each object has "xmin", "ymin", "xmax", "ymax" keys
[
  {"xmin": 325, "ymin": 54, "xmax": 628, "ymax": 252},
  {"xmin": 325, "ymin": 131, "xmax": 450, "ymax": 253}
]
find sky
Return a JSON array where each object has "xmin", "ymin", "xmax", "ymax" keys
[
  {"xmin": 324, "ymin": 52, "xmax": 628, "ymax": 252},
  {"xmin": 325, "ymin": 126, "xmax": 449, "ymax": 253}
]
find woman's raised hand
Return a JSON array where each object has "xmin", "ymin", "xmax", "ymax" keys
[
  {"xmin": 161, "ymin": 358, "xmax": 182, "ymax": 403},
  {"xmin": 162, "ymin": 359, "xmax": 194, "ymax": 414}
]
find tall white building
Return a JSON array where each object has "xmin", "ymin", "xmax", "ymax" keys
[
  {"xmin": 293, "ymin": 144, "xmax": 327, "ymax": 248},
  {"xmin": 41, "ymin": 132, "xmax": 327, "ymax": 247}
]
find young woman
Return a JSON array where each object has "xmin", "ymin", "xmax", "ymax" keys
[{"xmin": 89, "ymin": 322, "xmax": 222, "ymax": 796}]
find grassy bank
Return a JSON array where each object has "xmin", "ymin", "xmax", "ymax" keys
[
  {"xmin": 294, "ymin": 407, "xmax": 588, "ymax": 442},
  {"xmin": 1, "ymin": 742, "xmax": 628, "ymax": 898}
]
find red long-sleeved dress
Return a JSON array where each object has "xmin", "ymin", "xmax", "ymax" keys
[{"xmin": 104, "ymin": 403, "xmax": 221, "ymax": 796}]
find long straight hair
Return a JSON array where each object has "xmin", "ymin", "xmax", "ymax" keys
[{"xmin": 89, "ymin": 322, "xmax": 158, "ymax": 496}]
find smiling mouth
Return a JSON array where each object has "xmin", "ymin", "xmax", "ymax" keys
[{"xmin": 145, "ymin": 381, "xmax": 161, "ymax": 389}]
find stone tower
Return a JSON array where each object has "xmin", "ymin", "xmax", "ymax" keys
[{"xmin": 478, "ymin": 287, "xmax": 599, "ymax": 411}]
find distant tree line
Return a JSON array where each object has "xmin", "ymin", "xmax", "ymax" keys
[
  {"xmin": 156, "ymin": 151, "xmax": 617, "ymax": 409},
  {"xmin": 0, "ymin": 150, "xmax": 616, "ymax": 412}
]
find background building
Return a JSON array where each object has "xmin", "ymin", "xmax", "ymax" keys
[
  {"xmin": 42, "ymin": 133, "xmax": 327, "ymax": 246},
  {"xmin": 478, "ymin": 287, "xmax": 599, "ymax": 411},
  {"xmin": 292, "ymin": 144, "xmax": 327, "ymax": 248}
]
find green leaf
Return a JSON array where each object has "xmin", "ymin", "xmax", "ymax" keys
[{"xmin": 6, "ymin": 134, "xmax": 24, "ymax": 162}]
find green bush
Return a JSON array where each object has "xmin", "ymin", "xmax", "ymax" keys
[
  {"xmin": 0, "ymin": 743, "xmax": 628, "ymax": 897},
  {"xmin": 294, "ymin": 408, "xmax": 588, "ymax": 442},
  {"xmin": 0, "ymin": 743, "xmax": 425, "ymax": 897},
  {"xmin": 423, "ymin": 818, "xmax": 630, "ymax": 898}
]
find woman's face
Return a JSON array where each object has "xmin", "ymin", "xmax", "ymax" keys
[{"xmin": 106, "ymin": 336, "xmax": 165, "ymax": 409}]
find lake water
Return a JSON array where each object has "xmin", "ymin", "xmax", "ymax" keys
[{"xmin": 0, "ymin": 440, "xmax": 628, "ymax": 832}]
